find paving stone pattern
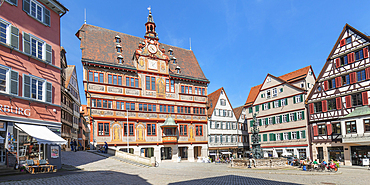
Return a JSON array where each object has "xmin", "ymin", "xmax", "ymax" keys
[{"xmin": 1, "ymin": 151, "xmax": 370, "ymax": 185}]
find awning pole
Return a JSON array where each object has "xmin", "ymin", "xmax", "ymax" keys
[
  {"xmin": 44, "ymin": 144, "xmax": 46, "ymax": 159},
  {"xmin": 39, "ymin": 144, "xmax": 41, "ymax": 160},
  {"xmin": 17, "ymin": 129, "xmax": 19, "ymax": 165}
]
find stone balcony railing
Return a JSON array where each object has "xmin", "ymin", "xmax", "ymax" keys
[
  {"xmin": 342, "ymin": 133, "xmax": 370, "ymax": 143},
  {"xmin": 162, "ymin": 136, "xmax": 177, "ymax": 143}
]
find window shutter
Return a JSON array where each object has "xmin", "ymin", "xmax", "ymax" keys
[
  {"xmin": 293, "ymin": 96, "xmax": 296, "ymax": 104},
  {"xmin": 23, "ymin": 0, "xmax": 30, "ymax": 14},
  {"xmin": 350, "ymin": 72, "xmax": 356, "ymax": 84},
  {"xmin": 288, "ymin": 132, "xmax": 291, "ymax": 140},
  {"xmin": 45, "ymin": 44, "xmax": 52, "ymax": 63},
  {"xmin": 313, "ymin": 125, "xmax": 318, "ymax": 136},
  {"xmin": 364, "ymin": 47, "xmax": 369, "ymax": 59},
  {"xmin": 322, "ymin": 100, "xmax": 327, "ymax": 112},
  {"xmin": 268, "ymin": 102, "xmax": 271, "ymax": 109},
  {"xmin": 285, "ymin": 98, "xmax": 288, "ymax": 105},
  {"xmin": 262, "ymin": 104, "xmax": 264, "ymax": 111},
  {"xmin": 323, "ymin": 81, "xmax": 329, "ymax": 91},
  {"xmin": 309, "ymin": 103, "xmax": 314, "ymax": 114},
  {"xmin": 280, "ymin": 133, "xmax": 283, "ymax": 140},
  {"xmin": 366, "ymin": 68, "xmax": 370, "ymax": 80},
  {"xmin": 255, "ymin": 105, "xmax": 259, "ymax": 112},
  {"xmin": 46, "ymin": 82, "xmax": 52, "ymax": 103},
  {"xmin": 278, "ymin": 100, "xmax": 281, "ymax": 107},
  {"xmin": 43, "ymin": 7, "xmax": 51, "ymax": 26},
  {"xmin": 340, "ymin": 39, "xmax": 345, "ymax": 47},
  {"xmin": 336, "ymin": 97, "xmax": 342, "ymax": 110},
  {"xmin": 294, "ymin": 112, "xmax": 297, "ymax": 121},
  {"xmin": 258, "ymin": 119, "xmax": 262, "ymax": 126},
  {"xmin": 286, "ymin": 114, "xmax": 290, "ymax": 122},
  {"xmin": 272, "ymin": 117, "xmax": 276, "ymax": 124},
  {"xmin": 336, "ymin": 77, "xmax": 342, "ymax": 88},
  {"xmin": 362, "ymin": 91, "xmax": 368, "ymax": 105},
  {"xmin": 301, "ymin": 111, "xmax": 305, "ymax": 120},
  {"xmin": 327, "ymin": 124, "xmax": 332, "ymax": 135},
  {"xmin": 250, "ymin": 120, "xmax": 254, "ymax": 128},
  {"xmin": 300, "ymin": 94, "xmax": 303, "ymax": 102},
  {"xmin": 23, "ymin": 32, "xmax": 31, "ymax": 54},
  {"xmin": 10, "ymin": 25, "xmax": 19, "ymax": 49},
  {"xmin": 23, "ymin": 75, "xmax": 30, "ymax": 98},
  {"xmin": 345, "ymin": 95, "xmax": 352, "ymax": 108},
  {"xmin": 302, "ymin": 130, "xmax": 306, "ymax": 138},
  {"xmin": 10, "ymin": 70, "xmax": 19, "ymax": 95},
  {"xmin": 296, "ymin": 131, "xmax": 300, "ymax": 139},
  {"xmin": 335, "ymin": 58, "xmax": 340, "ymax": 68},
  {"xmin": 263, "ymin": 134, "xmax": 267, "ymax": 142},
  {"xmin": 272, "ymin": 101, "xmax": 275, "ymax": 108},
  {"xmin": 7, "ymin": 0, "xmax": 18, "ymax": 5},
  {"xmin": 265, "ymin": 118, "xmax": 268, "ymax": 125}
]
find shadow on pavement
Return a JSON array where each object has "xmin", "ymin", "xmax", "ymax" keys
[
  {"xmin": 61, "ymin": 151, "xmax": 107, "ymax": 167},
  {"xmin": 0, "ymin": 170, "xmax": 151, "ymax": 184},
  {"xmin": 168, "ymin": 174, "xmax": 301, "ymax": 185}
]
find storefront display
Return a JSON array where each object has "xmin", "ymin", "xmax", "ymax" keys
[
  {"xmin": 351, "ymin": 146, "xmax": 370, "ymax": 166},
  {"xmin": 328, "ymin": 146, "xmax": 344, "ymax": 162}
]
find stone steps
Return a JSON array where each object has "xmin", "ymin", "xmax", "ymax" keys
[{"xmin": 87, "ymin": 151, "xmax": 152, "ymax": 168}]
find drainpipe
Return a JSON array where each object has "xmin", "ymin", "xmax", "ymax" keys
[{"xmin": 305, "ymin": 103, "xmax": 313, "ymax": 159}]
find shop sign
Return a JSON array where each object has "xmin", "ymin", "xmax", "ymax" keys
[
  {"xmin": 51, "ymin": 146, "xmax": 59, "ymax": 158},
  {"xmin": 0, "ymin": 104, "xmax": 31, "ymax": 116}
]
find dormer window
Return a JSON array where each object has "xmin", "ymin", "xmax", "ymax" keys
[
  {"xmin": 175, "ymin": 66, "xmax": 181, "ymax": 74},
  {"xmin": 172, "ymin": 57, "xmax": 177, "ymax": 64},
  {"xmin": 117, "ymin": 55, "xmax": 123, "ymax": 64},
  {"xmin": 116, "ymin": 45, "xmax": 122, "ymax": 53},
  {"xmin": 168, "ymin": 48, "xmax": 173, "ymax": 55},
  {"xmin": 266, "ymin": 77, "xmax": 271, "ymax": 83},
  {"xmin": 115, "ymin": 35, "xmax": 121, "ymax": 43}
]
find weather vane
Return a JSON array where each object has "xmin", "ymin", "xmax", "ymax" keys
[{"xmin": 147, "ymin": 6, "xmax": 151, "ymax": 14}]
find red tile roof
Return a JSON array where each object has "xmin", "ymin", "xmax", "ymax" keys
[
  {"xmin": 76, "ymin": 24, "xmax": 208, "ymax": 82},
  {"xmin": 207, "ymin": 88, "xmax": 223, "ymax": 117},
  {"xmin": 233, "ymin": 106, "xmax": 245, "ymax": 120}
]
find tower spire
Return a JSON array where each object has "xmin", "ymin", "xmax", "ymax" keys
[{"xmin": 144, "ymin": 6, "xmax": 158, "ymax": 40}]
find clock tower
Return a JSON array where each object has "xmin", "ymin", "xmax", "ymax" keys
[{"xmin": 145, "ymin": 7, "xmax": 158, "ymax": 41}]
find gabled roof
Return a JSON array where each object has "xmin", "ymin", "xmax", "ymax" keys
[
  {"xmin": 207, "ymin": 87, "xmax": 234, "ymax": 118},
  {"xmin": 245, "ymin": 66, "xmax": 313, "ymax": 106},
  {"xmin": 65, "ymin": 65, "xmax": 75, "ymax": 88},
  {"xmin": 233, "ymin": 106, "xmax": 245, "ymax": 120},
  {"xmin": 76, "ymin": 24, "xmax": 208, "ymax": 82},
  {"xmin": 307, "ymin": 24, "xmax": 369, "ymax": 103}
]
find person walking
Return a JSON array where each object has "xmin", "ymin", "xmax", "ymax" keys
[
  {"xmin": 73, "ymin": 139, "xmax": 77, "ymax": 152},
  {"xmin": 104, "ymin": 142, "xmax": 108, "ymax": 153},
  {"xmin": 249, "ymin": 153, "xmax": 256, "ymax": 168},
  {"xmin": 70, "ymin": 140, "xmax": 74, "ymax": 152}
]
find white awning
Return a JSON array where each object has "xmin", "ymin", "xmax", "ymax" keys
[
  {"xmin": 15, "ymin": 123, "xmax": 66, "ymax": 145},
  {"xmin": 221, "ymin": 152, "xmax": 232, "ymax": 155},
  {"xmin": 209, "ymin": 153, "xmax": 217, "ymax": 156},
  {"xmin": 0, "ymin": 135, "xmax": 4, "ymax": 144}
]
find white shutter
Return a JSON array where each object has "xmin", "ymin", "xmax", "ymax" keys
[
  {"xmin": 43, "ymin": 7, "xmax": 50, "ymax": 26},
  {"xmin": 6, "ymin": 0, "xmax": 18, "ymax": 6},
  {"xmin": 45, "ymin": 43, "xmax": 52, "ymax": 63},
  {"xmin": 22, "ymin": 0, "xmax": 30, "ymax": 14},
  {"xmin": 10, "ymin": 70, "xmax": 18, "ymax": 95},
  {"xmin": 23, "ymin": 32, "xmax": 30, "ymax": 54},
  {"xmin": 10, "ymin": 25, "xmax": 19, "ymax": 49}
]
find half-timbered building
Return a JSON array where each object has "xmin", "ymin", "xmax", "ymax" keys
[
  {"xmin": 233, "ymin": 105, "xmax": 249, "ymax": 157},
  {"xmin": 76, "ymin": 9, "xmax": 209, "ymax": 162},
  {"xmin": 246, "ymin": 66, "xmax": 316, "ymax": 158},
  {"xmin": 307, "ymin": 24, "xmax": 370, "ymax": 166}
]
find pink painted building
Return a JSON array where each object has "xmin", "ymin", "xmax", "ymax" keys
[{"xmin": 0, "ymin": 0, "xmax": 68, "ymax": 168}]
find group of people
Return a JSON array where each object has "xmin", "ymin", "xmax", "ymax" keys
[{"xmin": 70, "ymin": 139, "xmax": 77, "ymax": 152}]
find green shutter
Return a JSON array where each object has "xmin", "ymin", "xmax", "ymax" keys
[
  {"xmin": 249, "ymin": 107, "xmax": 253, "ymax": 113},
  {"xmin": 286, "ymin": 114, "xmax": 290, "ymax": 122},
  {"xmin": 293, "ymin": 96, "xmax": 296, "ymax": 104},
  {"xmin": 280, "ymin": 88, "xmax": 283, "ymax": 92},
  {"xmin": 278, "ymin": 100, "xmax": 281, "ymax": 107},
  {"xmin": 10, "ymin": 70, "xmax": 18, "ymax": 95},
  {"xmin": 255, "ymin": 105, "xmax": 259, "ymax": 112},
  {"xmin": 294, "ymin": 112, "xmax": 297, "ymax": 121},
  {"xmin": 273, "ymin": 101, "xmax": 275, "ymax": 108},
  {"xmin": 10, "ymin": 25, "xmax": 19, "ymax": 49},
  {"xmin": 258, "ymin": 119, "xmax": 262, "ymax": 126},
  {"xmin": 23, "ymin": 32, "xmax": 30, "ymax": 54},
  {"xmin": 268, "ymin": 102, "xmax": 271, "ymax": 109},
  {"xmin": 296, "ymin": 131, "xmax": 300, "ymax": 139},
  {"xmin": 300, "ymin": 94, "xmax": 303, "ymax": 102},
  {"xmin": 280, "ymin": 133, "xmax": 284, "ymax": 140},
  {"xmin": 272, "ymin": 117, "xmax": 276, "ymax": 124},
  {"xmin": 288, "ymin": 132, "xmax": 291, "ymax": 140},
  {"xmin": 263, "ymin": 134, "xmax": 267, "ymax": 142},
  {"xmin": 269, "ymin": 133, "xmax": 272, "ymax": 141},
  {"xmin": 302, "ymin": 130, "xmax": 306, "ymax": 138},
  {"xmin": 273, "ymin": 133, "xmax": 276, "ymax": 141},
  {"xmin": 250, "ymin": 120, "xmax": 254, "ymax": 127},
  {"xmin": 301, "ymin": 111, "xmax": 305, "ymax": 120},
  {"xmin": 285, "ymin": 98, "xmax": 288, "ymax": 105},
  {"xmin": 265, "ymin": 118, "xmax": 268, "ymax": 125},
  {"xmin": 262, "ymin": 104, "xmax": 265, "ymax": 110},
  {"xmin": 280, "ymin": 115, "xmax": 282, "ymax": 122}
]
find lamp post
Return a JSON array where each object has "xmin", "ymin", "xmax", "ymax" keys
[{"xmin": 127, "ymin": 109, "xmax": 129, "ymax": 153}]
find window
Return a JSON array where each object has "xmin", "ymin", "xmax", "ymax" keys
[
  {"xmin": 346, "ymin": 37, "xmax": 352, "ymax": 45},
  {"xmin": 279, "ymin": 88, "xmax": 283, "ymax": 93},
  {"xmin": 0, "ymin": 19, "xmax": 19, "ymax": 49},
  {"xmin": 159, "ymin": 105, "xmax": 174, "ymax": 113},
  {"xmin": 125, "ymin": 102, "xmax": 136, "ymax": 111},
  {"xmin": 297, "ymin": 111, "xmax": 303, "ymax": 120},
  {"xmin": 282, "ymin": 114, "xmax": 287, "ymax": 123},
  {"xmin": 272, "ymin": 88, "xmax": 277, "ymax": 97},
  {"xmin": 216, "ymin": 121, "xmax": 220, "ymax": 129},
  {"xmin": 98, "ymin": 122, "xmax": 109, "ymax": 136},
  {"xmin": 346, "ymin": 121, "xmax": 356, "ymax": 134},
  {"xmin": 328, "ymin": 78, "xmax": 336, "ymax": 89},
  {"xmin": 292, "ymin": 131, "xmax": 297, "ymax": 139},
  {"xmin": 281, "ymin": 99, "xmax": 286, "ymax": 106},
  {"xmin": 249, "ymin": 107, "xmax": 253, "ymax": 113},
  {"xmin": 364, "ymin": 119, "xmax": 370, "ymax": 132},
  {"xmin": 126, "ymin": 77, "xmax": 139, "ymax": 88},
  {"xmin": 289, "ymin": 113, "xmax": 294, "ymax": 122},
  {"xmin": 355, "ymin": 49, "xmax": 364, "ymax": 61},
  {"xmin": 275, "ymin": 116, "xmax": 281, "ymax": 124},
  {"xmin": 351, "ymin": 93, "xmax": 363, "ymax": 107},
  {"xmin": 266, "ymin": 90, "xmax": 271, "ymax": 98},
  {"xmin": 165, "ymin": 79, "xmax": 175, "ymax": 93},
  {"xmin": 138, "ymin": 103, "xmax": 156, "ymax": 112},
  {"xmin": 23, "ymin": 74, "xmax": 52, "ymax": 103},
  {"xmin": 261, "ymin": 119, "xmax": 266, "ymax": 126},
  {"xmin": 0, "ymin": 65, "xmax": 18, "ymax": 95},
  {"xmin": 116, "ymin": 46, "xmax": 121, "ymax": 53},
  {"xmin": 147, "ymin": 123, "xmax": 156, "ymax": 136},
  {"xmin": 341, "ymin": 55, "xmax": 348, "ymax": 66},
  {"xmin": 107, "ymin": 74, "xmax": 122, "ymax": 85},
  {"xmin": 332, "ymin": 122, "xmax": 341, "ymax": 134},
  {"xmin": 276, "ymin": 133, "xmax": 281, "ymax": 141},
  {"xmin": 295, "ymin": 95, "xmax": 302, "ymax": 103},
  {"xmin": 300, "ymin": 83, "xmax": 304, "ymax": 88},
  {"xmin": 314, "ymin": 102, "xmax": 322, "ymax": 113},
  {"xmin": 22, "ymin": 0, "xmax": 50, "ymax": 26},
  {"xmin": 220, "ymin": 99, "xmax": 226, "ymax": 106},
  {"xmin": 327, "ymin": 99, "xmax": 336, "ymax": 111},
  {"xmin": 124, "ymin": 123, "xmax": 134, "ymax": 136},
  {"xmin": 283, "ymin": 132, "xmax": 289, "ymax": 140},
  {"xmin": 268, "ymin": 117, "xmax": 272, "ymax": 125},
  {"xmin": 221, "ymin": 122, "xmax": 225, "ymax": 129},
  {"xmin": 357, "ymin": 70, "xmax": 366, "ymax": 82},
  {"xmin": 23, "ymin": 32, "xmax": 52, "ymax": 63},
  {"xmin": 195, "ymin": 125, "xmax": 203, "ymax": 136},
  {"xmin": 178, "ymin": 106, "xmax": 191, "ymax": 114},
  {"xmin": 145, "ymin": 76, "xmax": 155, "ymax": 90},
  {"xmin": 342, "ymin": 74, "xmax": 350, "ymax": 86},
  {"xmin": 318, "ymin": 124, "xmax": 326, "ymax": 135},
  {"xmin": 181, "ymin": 85, "xmax": 194, "ymax": 94},
  {"xmin": 89, "ymin": 71, "xmax": 104, "ymax": 83},
  {"xmin": 273, "ymin": 100, "xmax": 279, "ymax": 108},
  {"xmin": 232, "ymin": 122, "xmax": 236, "ymax": 129}
]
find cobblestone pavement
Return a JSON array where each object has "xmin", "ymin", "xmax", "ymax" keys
[{"xmin": 1, "ymin": 151, "xmax": 370, "ymax": 185}]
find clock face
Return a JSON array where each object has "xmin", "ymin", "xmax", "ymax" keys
[
  {"xmin": 148, "ymin": 59, "xmax": 157, "ymax": 70},
  {"xmin": 148, "ymin": 44, "xmax": 157, "ymax": 54}
]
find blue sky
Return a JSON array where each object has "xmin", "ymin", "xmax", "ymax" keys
[{"xmin": 59, "ymin": 0, "xmax": 370, "ymax": 108}]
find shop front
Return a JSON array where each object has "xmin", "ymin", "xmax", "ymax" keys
[
  {"xmin": 351, "ymin": 146, "xmax": 370, "ymax": 166},
  {"xmin": 328, "ymin": 146, "xmax": 344, "ymax": 162}
]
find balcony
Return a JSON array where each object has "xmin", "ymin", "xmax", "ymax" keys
[{"xmin": 162, "ymin": 136, "xmax": 178, "ymax": 143}]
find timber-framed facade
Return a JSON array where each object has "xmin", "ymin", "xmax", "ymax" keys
[{"xmin": 76, "ymin": 10, "xmax": 209, "ymax": 162}]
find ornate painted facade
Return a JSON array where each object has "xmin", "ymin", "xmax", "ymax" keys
[
  {"xmin": 307, "ymin": 24, "xmax": 370, "ymax": 166},
  {"xmin": 76, "ymin": 9, "xmax": 209, "ymax": 162}
]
